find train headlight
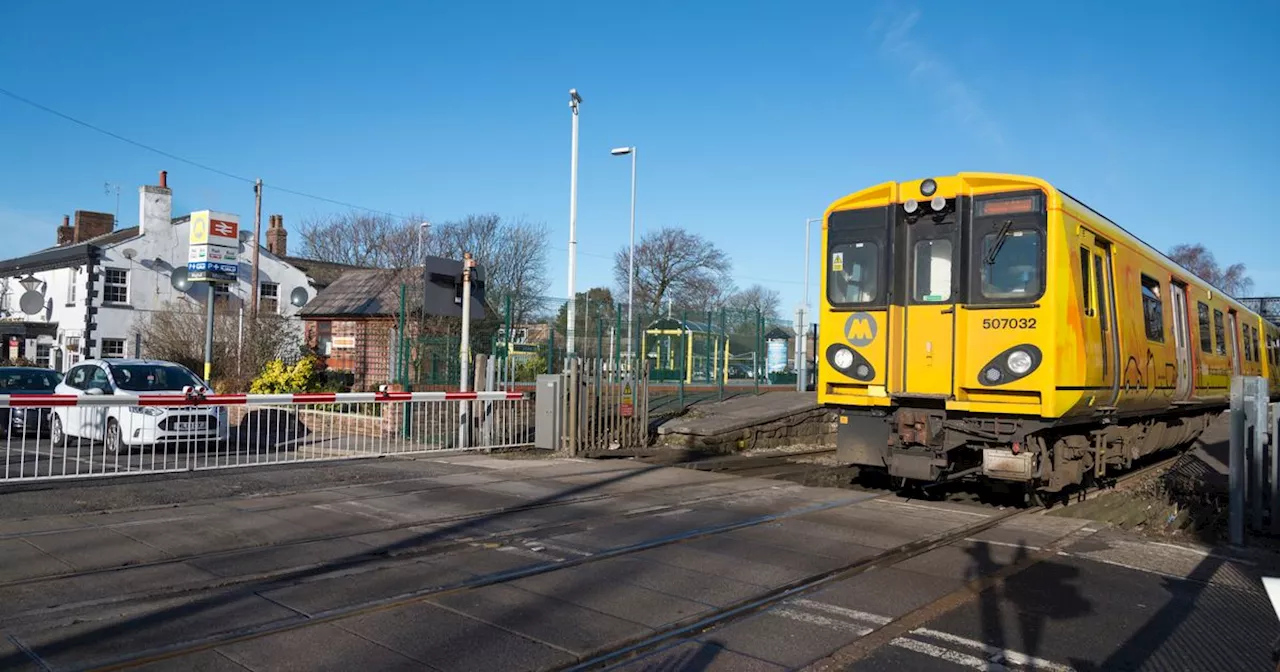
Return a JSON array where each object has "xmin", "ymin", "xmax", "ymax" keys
[
  {"xmin": 904, "ymin": 199, "xmax": 920, "ymax": 215},
  {"xmin": 1007, "ymin": 350, "xmax": 1033, "ymax": 375},
  {"xmin": 826, "ymin": 343, "xmax": 875, "ymax": 381},
  {"xmin": 920, "ymin": 178, "xmax": 937, "ymax": 197},
  {"xmin": 930, "ymin": 196, "xmax": 946, "ymax": 212},
  {"xmin": 833, "ymin": 348, "xmax": 855, "ymax": 370},
  {"xmin": 978, "ymin": 344, "xmax": 1042, "ymax": 386}
]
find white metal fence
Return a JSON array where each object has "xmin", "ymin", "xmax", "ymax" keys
[{"xmin": 0, "ymin": 389, "xmax": 533, "ymax": 483}]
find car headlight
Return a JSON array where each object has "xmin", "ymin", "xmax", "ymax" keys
[
  {"xmin": 1007, "ymin": 350, "xmax": 1033, "ymax": 375},
  {"xmin": 833, "ymin": 348, "xmax": 855, "ymax": 370},
  {"xmin": 128, "ymin": 406, "xmax": 165, "ymax": 416}
]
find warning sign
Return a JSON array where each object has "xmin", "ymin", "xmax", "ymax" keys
[
  {"xmin": 832, "ymin": 252, "xmax": 844, "ymax": 272},
  {"xmin": 620, "ymin": 381, "xmax": 634, "ymax": 418}
]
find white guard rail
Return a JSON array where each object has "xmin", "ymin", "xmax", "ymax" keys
[{"xmin": 0, "ymin": 389, "xmax": 533, "ymax": 483}]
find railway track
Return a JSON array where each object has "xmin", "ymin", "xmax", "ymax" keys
[
  {"xmin": 557, "ymin": 450, "xmax": 1185, "ymax": 671},
  {"xmin": 5, "ymin": 449, "xmax": 1181, "ymax": 671}
]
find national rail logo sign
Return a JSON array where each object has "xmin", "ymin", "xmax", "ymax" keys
[{"xmin": 844, "ymin": 312, "xmax": 877, "ymax": 347}]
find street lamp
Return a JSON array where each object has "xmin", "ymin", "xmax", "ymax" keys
[
  {"xmin": 610, "ymin": 146, "xmax": 637, "ymax": 367},
  {"xmin": 566, "ymin": 88, "xmax": 582, "ymax": 359},
  {"xmin": 798, "ymin": 217, "xmax": 821, "ymax": 392}
]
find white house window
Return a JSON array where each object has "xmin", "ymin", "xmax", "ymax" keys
[
  {"xmin": 212, "ymin": 284, "xmax": 233, "ymax": 306},
  {"xmin": 260, "ymin": 283, "xmax": 279, "ymax": 314},
  {"xmin": 64, "ymin": 335, "xmax": 81, "ymax": 368},
  {"xmin": 101, "ymin": 338, "xmax": 126, "ymax": 359},
  {"xmin": 35, "ymin": 344, "xmax": 52, "ymax": 368},
  {"xmin": 66, "ymin": 267, "xmax": 78, "ymax": 305},
  {"xmin": 103, "ymin": 269, "xmax": 129, "ymax": 304}
]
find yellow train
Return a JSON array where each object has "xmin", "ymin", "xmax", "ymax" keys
[{"xmin": 819, "ymin": 172, "xmax": 1280, "ymax": 493}]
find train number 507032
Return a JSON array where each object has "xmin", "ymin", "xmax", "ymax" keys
[{"xmin": 982, "ymin": 318, "xmax": 1036, "ymax": 329}]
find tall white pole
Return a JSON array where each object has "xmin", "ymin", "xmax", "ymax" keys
[
  {"xmin": 799, "ymin": 217, "xmax": 820, "ymax": 392},
  {"xmin": 566, "ymin": 89, "xmax": 582, "ymax": 359},
  {"xmin": 627, "ymin": 148, "xmax": 637, "ymax": 367},
  {"xmin": 460, "ymin": 252, "xmax": 475, "ymax": 393}
]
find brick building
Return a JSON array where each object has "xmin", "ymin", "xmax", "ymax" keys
[{"xmin": 298, "ymin": 259, "xmax": 486, "ymax": 390}]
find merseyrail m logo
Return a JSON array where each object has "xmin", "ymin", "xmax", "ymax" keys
[{"xmin": 844, "ymin": 312, "xmax": 877, "ymax": 347}]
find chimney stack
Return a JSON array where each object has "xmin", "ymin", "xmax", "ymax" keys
[
  {"xmin": 138, "ymin": 169, "xmax": 173, "ymax": 235},
  {"xmin": 266, "ymin": 214, "xmax": 288, "ymax": 257},
  {"xmin": 56, "ymin": 215, "xmax": 75, "ymax": 246},
  {"xmin": 73, "ymin": 210, "xmax": 114, "ymax": 243}
]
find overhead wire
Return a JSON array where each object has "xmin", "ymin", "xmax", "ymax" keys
[{"xmin": 1, "ymin": 86, "xmax": 805, "ymax": 289}]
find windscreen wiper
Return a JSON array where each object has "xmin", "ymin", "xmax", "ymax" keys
[{"xmin": 984, "ymin": 219, "xmax": 1014, "ymax": 265}]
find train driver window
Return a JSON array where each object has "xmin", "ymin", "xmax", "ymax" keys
[
  {"xmin": 828, "ymin": 242, "xmax": 879, "ymax": 305},
  {"xmin": 912, "ymin": 239, "xmax": 953, "ymax": 302},
  {"xmin": 1197, "ymin": 302, "xmax": 1212, "ymax": 353},
  {"xmin": 1213, "ymin": 309, "xmax": 1226, "ymax": 355},
  {"xmin": 1140, "ymin": 275, "xmax": 1164, "ymax": 342},
  {"xmin": 980, "ymin": 229, "xmax": 1042, "ymax": 300}
]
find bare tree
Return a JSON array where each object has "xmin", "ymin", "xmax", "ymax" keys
[
  {"xmin": 725, "ymin": 284, "xmax": 782, "ymax": 330},
  {"xmin": 427, "ymin": 214, "xmax": 550, "ymax": 323},
  {"xmin": 614, "ymin": 227, "xmax": 732, "ymax": 316},
  {"xmin": 297, "ymin": 211, "xmax": 423, "ymax": 270},
  {"xmin": 134, "ymin": 298, "xmax": 299, "ymax": 392},
  {"xmin": 297, "ymin": 211, "xmax": 550, "ymax": 323},
  {"xmin": 1167, "ymin": 244, "xmax": 1254, "ymax": 297}
]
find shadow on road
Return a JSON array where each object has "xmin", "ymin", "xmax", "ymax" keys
[{"xmin": 0, "ymin": 461, "xmax": 671, "ymax": 669}]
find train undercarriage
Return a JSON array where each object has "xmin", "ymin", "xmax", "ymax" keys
[{"xmin": 837, "ymin": 404, "xmax": 1218, "ymax": 493}]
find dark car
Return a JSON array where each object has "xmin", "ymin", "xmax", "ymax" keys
[{"xmin": 0, "ymin": 367, "xmax": 63, "ymax": 438}]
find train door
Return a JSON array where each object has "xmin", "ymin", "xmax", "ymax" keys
[
  {"xmin": 1227, "ymin": 311, "xmax": 1241, "ymax": 375},
  {"xmin": 1091, "ymin": 240, "xmax": 1120, "ymax": 406},
  {"xmin": 901, "ymin": 213, "xmax": 958, "ymax": 396},
  {"xmin": 1170, "ymin": 282, "xmax": 1193, "ymax": 400}
]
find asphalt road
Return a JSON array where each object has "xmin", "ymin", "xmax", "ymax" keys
[{"xmin": 0, "ymin": 454, "xmax": 1275, "ymax": 672}]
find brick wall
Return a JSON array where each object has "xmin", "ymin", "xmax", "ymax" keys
[{"xmin": 306, "ymin": 317, "xmax": 397, "ymax": 391}]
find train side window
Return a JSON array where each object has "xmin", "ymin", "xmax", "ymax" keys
[
  {"xmin": 1197, "ymin": 302, "xmax": 1212, "ymax": 353},
  {"xmin": 1250, "ymin": 326, "xmax": 1260, "ymax": 363},
  {"xmin": 1093, "ymin": 255, "xmax": 1108, "ymax": 333},
  {"xmin": 912, "ymin": 239, "xmax": 953, "ymax": 302},
  {"xmin": 1140, "ymin": 275, "xmax": 1164, "ymax": 342},
  {"xmin": 1213, "ymin": 310, "xmax": 1226, "ymax": 355},
  {"xmin": 1079, "ymin": 248, "xmax": 1092, "ymax": 316},
  {"xmin": 1243, "ymin": 326, "xmax": 1253, "ymax": 361}
]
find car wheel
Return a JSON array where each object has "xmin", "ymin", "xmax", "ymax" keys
[
  {"xmin": 105, "ymin": 418, "xmax": 123, "ymax": 453},
  {"xmin": 50, "ymin": 413, "xmax": 66, "ymax": 447}
]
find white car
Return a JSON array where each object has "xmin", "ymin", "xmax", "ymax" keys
[{"xmin": 51, "ymin": 359, "xmax": 230, "ymax": 451}]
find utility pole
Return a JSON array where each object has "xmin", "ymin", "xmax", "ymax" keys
[
  {"xmin": 459, "ymin": 252, "xmax": 476, "ymax": 449},
  {"xmin": 250, "ymin": 179, "xmax": 262, "ymax": 317}
]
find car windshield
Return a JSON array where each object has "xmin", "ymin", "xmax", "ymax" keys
[
  {"xmin": 108, "ymin": 364, "xmax": 203, "ymax": 391},
  {"xmin": 0, "ymin": 369, "xmax": 61, "ymax": 392}
]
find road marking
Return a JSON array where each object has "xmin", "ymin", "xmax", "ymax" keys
[
  {"xmin": 775, "ymin": 599, "xmax": 1076, "ymax": 671},
  {"xmin": 871, "ymin": 499, "xmax": 991, "ymax": 518},
  {"xmin": 962, "ymin": 537, "xmax": 1043, "ymax": 551},
  {"xmin": 889, "ymin": 636, "xmax": 1005, "ymax": 671}
]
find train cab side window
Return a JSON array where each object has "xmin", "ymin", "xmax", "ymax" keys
[
  {"xmin": 1213, "ymin": 310, "xmax": 1226, "ymax": 355},
  {"xmin": 1079, "ymin": 248, "xmax": 1092, "ymax": 316},
  {"xmin": 1250, "ymin": 327, "xmax": 1260, "ymax": 363},
  {"xmin": 912, "ymin": 239, "xmax": 953, "ymax": 302},
  {"xmin": 828, "ymin": 242, "xmax": 879, "ymax": 306},
  {"xmin": 1197, "ymin": 302, "xmax": 1212, "ymax": 353},
  {"xmin": 1243, "ymin": 326, "xmax": 1253, "ymax": 361},
  {"xmin": 1140, "ymin": 275, "xmax": 1164, "ymax": 342}
]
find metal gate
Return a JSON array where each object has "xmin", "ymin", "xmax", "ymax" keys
[
  {"xmin": 561, "ymin": 358, "xmax": 650, "ymax": 456},
  {"xmin": 1230, "ymin": 376, "xmax": 1280, "ymax": 542}
]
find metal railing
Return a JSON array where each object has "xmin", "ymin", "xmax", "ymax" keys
[
  {"xmin": 0, "ymin": 389, "xmax": 532, "ymax": 483},
  {"xmin": 1229, "ymin": 376, "xmax": 1280, "ymax": 543}
]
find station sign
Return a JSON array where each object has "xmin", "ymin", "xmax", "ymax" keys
[{"xmin": 188, "ymin": 210, "xmax": 239, "ymax": 283}]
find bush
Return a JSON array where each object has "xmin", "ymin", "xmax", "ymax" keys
[
  {"xmin": 250, "ymin": 356, "xmax": 324, "ymax": 394},
  {"xmin": 513, "ymin": 355, "xmax": 546, "ymax": 382}
]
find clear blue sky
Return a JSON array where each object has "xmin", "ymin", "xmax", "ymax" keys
[{"xmin": 2, "ymin": 0, "xmax": 1278, "ymax": 314}]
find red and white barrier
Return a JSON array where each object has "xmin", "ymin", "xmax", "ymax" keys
[{"xmin": 0, "ymin": 389, "xmax": 525, "ymax": 409}]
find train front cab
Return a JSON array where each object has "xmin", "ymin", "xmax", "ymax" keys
[{"xmin": 821, "ymin": 173, "xmax": 1063, "ymax": 484}]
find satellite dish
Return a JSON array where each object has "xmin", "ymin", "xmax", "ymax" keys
[
  {"xmin": 290, "ymin": 286, "xmax": 309, "ymax": 308},
  {"xmin": 238, "ymin": 231, "xmax": 253, "ymax": 243},
  {"xmin": 19, "ymin": 291, "xmax": 43, "ymax": 315},
  {"xmin": 122, "ymin": 248, "xmax": 138, "ymax": 260},
  {"xmin": 170, "ymin": 267, "xmax": 191, "ymax": 292}
]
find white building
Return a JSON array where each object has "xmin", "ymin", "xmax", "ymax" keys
[{"xmin": 0, "ymin": 171, "xmax": 334, "ymax": 370}]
